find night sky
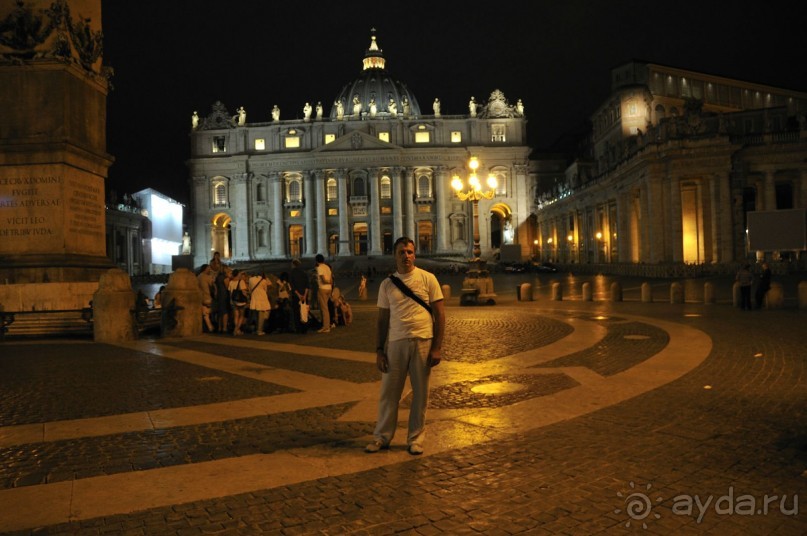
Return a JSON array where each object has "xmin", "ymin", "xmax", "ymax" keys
[{"xmin": 101, "ymin": 0, "xmax": 807, "ymax": 205}]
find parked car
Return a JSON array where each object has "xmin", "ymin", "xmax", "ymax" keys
[
  {"xmin": 503, "ymin": 262, "xmax": 528, "ymax": 273},
  {"xmin": 531, "ymin": 261, "xmax": 559, "ymax": 273}
]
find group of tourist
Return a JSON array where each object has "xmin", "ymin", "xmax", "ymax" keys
[{"xmin": 192, "ymin": 252, "xmax": 353, "ymax": 335}]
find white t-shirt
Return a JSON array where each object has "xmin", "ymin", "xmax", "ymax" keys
[
  {"xmin": 377, "ymin": 267, "xmax": 443, "ymax": 342},
  {"xmin": 316, "ymin": 263, "xmax": 333, "ymax": 291}
]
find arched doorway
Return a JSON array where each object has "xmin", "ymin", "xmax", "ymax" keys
[
  {"xmin": 489, "ymin": 203, "xmax": 513, "ymax": 249},
  {"xmin": 417, "ymin": 221, "xmax": 433, "ymax": 254},
  {"xmin": 211, "ymin": 213, "xmax": 232, "ymax": 259}
]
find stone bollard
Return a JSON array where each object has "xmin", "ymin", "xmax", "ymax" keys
[
  {"xmin": 610, "ymin": 281, "xmax": 622, "ymax": 302},
  {"xmin": 799, "ymin": 281, "xmax": 807, "ymax": 310},
  {"xmin": 670, "ymin": 282, "xmax": 684, "ymax": 304},
  {"xmin": 765, "ymin": 282, "xmax": 784, "ymax": 309},
  {"xmin": 519, "ymin": 283, "xmax": 533, "ymax": 302},
  {"xmin": 703, "ymin": 282, "xmax": 715, "ymax": 304},
  {"xmin": 641, "ymin": 282, "xmax": 653, "ymax": 303},
  {"xmin": 92, "ymin": 268, "xmax": 137, "ymax": 343},
  {"xmin": 551, "ymin": 282, "xmax": 562, "ymax": 301},
  {"xmin": 161, "ymin": 268, "xmax": 202, "ymax": 338},
  {"xmin": 582, "ymin": 282, "xmax": 592, "ymax": 301},
  {"xmin": 441, "ymin": 284, "xmax": 451, "ymax": 301}
]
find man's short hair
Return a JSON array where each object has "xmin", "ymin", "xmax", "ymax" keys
[
  {"xmin": 393, "ymin": 236, "xmax": 415, "ymax": 250},
  {"xmin": 315, "ymin": 254, "xmax": 325, "ymax": 263}
]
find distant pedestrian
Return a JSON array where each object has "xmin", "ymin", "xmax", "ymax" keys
[
  {"xmin": 736, "ymin": 263, "xmax": 754, "ymax": 310},
  {"xmin": 755, "ymin": 262, "xmax": 772, "ymax": 309},
  {"xmin": 289, "ymin": 259, "xmax": 309, "ymax": 333},
  {"xmin": 314, "ymin": 254, "xmax": 333, "ymax": 333}
]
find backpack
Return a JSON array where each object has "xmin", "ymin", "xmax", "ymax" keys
[{"xmin": 231, "ymin": 285, "xmax": 247, "ymax": 306}]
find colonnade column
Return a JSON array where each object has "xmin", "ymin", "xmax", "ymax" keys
[
  {"xmin": 616, "ymin": 192, "xmax": 630, "ymax": 263},
  {"xmin": 270, "ymin": 171, "xmax": 286, "ymax": 258},
  {"xmin": 304, "ymin": 170, "xmax": 316, "ymax": 257},
  {"xmin": 645, "ymin": 176, "xmax": 664, "ymax": 263},
  {"xmin": 669, "ymin": 176, "xmax": 683, "ymax": 263},
  {"xmin": 337, "ymin": 169, "xmax": 351, "ymax": 256},
  {"xmin": 434, "ymin": 167, "xmax": 448, "ymax": 253},
  {"xmin": 315, "ymin": 170, "xmax": 327, "ymax": 256},
  {"xmin": 404, "ymin": 167, "xmax": 415, "ymax": 243},
  {"xmin": 392, "ymin": 166, "xmax": 403, "ymax": 239},
  {"xmin": 369, "ymin": 168, "xmax": 382, "ymax": 255}
]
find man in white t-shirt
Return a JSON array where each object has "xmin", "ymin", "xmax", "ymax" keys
[
  {"xmin": 366, "ymin": 237, "xmax": 445, "ymax": 456},
  {"xmin": 314, "ymin": 254, "xmax": 333, "ymax": 333}
]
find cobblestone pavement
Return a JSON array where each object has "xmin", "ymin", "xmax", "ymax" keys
[{"xmin": 0, "ymin": 280, "xmax": 805, "ymax": 535}]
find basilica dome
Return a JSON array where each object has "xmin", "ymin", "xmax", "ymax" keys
[{"xmin": 330, "ymin": 31, "xmax": 422, "ymax": 119}]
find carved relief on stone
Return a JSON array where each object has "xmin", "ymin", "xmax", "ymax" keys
[{"xmin": 0, "ymin": 0, "xmax": 104, "ymax": 75}]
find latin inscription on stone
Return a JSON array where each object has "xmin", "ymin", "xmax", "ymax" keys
[
  {"xmin": 0, "ymin": 172, "xmax": 105, "ymax": 256},
  {"xmin": 0, "ymin": 176, "xmax": 61, "ymax": 242}
]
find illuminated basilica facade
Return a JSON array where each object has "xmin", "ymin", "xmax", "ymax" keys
[
  {"xmin": 188, "ymin": 32, "xmax": 532, "ymax": 266},
  {"xmin": 187, "ymin": 33, "xmax": 807, "ymax": 271}
]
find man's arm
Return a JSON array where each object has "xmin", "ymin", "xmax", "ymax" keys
[
  {"xmin": 427, "ymin": 299, "xmax": 445, "ymax": 367},
  {"xmin": 375, "ymin": 307, "xmax": 391, "ymax": 373}
]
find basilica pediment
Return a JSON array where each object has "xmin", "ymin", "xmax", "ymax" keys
[{"xmin": 313, "ymin": 130, "xmax": 401, "ymax": 152}]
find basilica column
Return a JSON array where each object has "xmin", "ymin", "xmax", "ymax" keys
[
  {"xmin": 191, "ymin": 176, "xmax": 209, "ymax": 267},
  {"xmin": 304, "ymin": 170, "xmax": 316, "ymax": 257},
  {"xmin": 763, "ymin": 170, "xmax": 776, "ymax": 210},
  {"xmin": 616, "ymin": 191, "xmax": 630, "ymax": 263},
  {"xmin": 337, "ymin": 169, "xmax": 351, "ymax": 256},
  {"xmin": 434, "ymin": 167, "xmax": 449, "ymax": 252},
  {"xmin": 315, "ymin": 170, "xmax": 327, "ymax": 255},
  {"xmin": 231, "ymin": 173, "xmax": 250, "ymax": 261},
  {"xmin": 392, "ymin": 166, "xmax": 404, "ymax": 239},
  {"xmin": 404, "ymin": 167, "xmax": 415, "ymax": 244},
  {"xmin": 368, "ymin": 168, "xmax": 383, "ymax": 255},
  {"xmin": 270, "ymin": 171, "xmax": 286, "ymax": 258}
]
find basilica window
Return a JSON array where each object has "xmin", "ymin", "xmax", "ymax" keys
[
  {"xmin": 493, "ymin": 171, "xmax": 507, "ymax": 196},
  {"xmin": 287, "ymin": 179, "xmax": 302, "ymax": 202},
  {"xmin": 451, "ymin": 131, "xmax": 462, "ymax": 143},
  {"xmin": 284, "ymin": 135, "xmax": 300, "ymax": 148},
  {"xmin": 380, "ymin": 176, "xmax": 391, "ymax": 199},
  {"xmin": 326, "ymin": 178, "xmax": 337, "ymax": 201},
  {"xmin": 256, "ymin": 182, "xmax": 266, "ymax": 202},
  {"xmin": 324, "ymin": 133, "xmax": 336, "ymax": 144},
  {"xmin": 491, "ymin": 124, "xmax": 506, "ymax": 142},
  {"xmin": 415, "ymin": 131, "xmax": 431, "ymax": 143},
  {"xmin": 213, "ymin": 182, "xmax": 228, "ymax": 207},
  {"xmin": 254, "ymin": 138, "xmax": 265, "ymax": 150},
  {"xmin": 352, "ymin": 177, "xmax": 366, "ymax": 196},
  {"xmin": 378, "ymin": 131, "xmax": 390, "ymax": 142},
  {"xmin": 212, "ymin": 136, "xmax": 227, "ymax": 153},
  {"xmin": 416, "ymin": 174, "xmax": 432, "ymax": 198}
]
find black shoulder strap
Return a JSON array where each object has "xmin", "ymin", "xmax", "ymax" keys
[{"xmin": 389, "ymin": 275, "xmax": 432, "ymax": 314}]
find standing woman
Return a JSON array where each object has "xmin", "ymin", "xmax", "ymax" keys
[
  {"xmin": 229, "ymin": 270, "xmax": 249, "ymax": 335},
  {"xmin": 215, "ymin": 267, "xmax": 232, "ymax": 333}
]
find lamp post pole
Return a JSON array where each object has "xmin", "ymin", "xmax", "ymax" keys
[{"xmin": 452, "ymin": 156, "xmax": 497, "ymax": 262}]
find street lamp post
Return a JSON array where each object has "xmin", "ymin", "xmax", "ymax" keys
[{"xmin": 451, "ymin": 156, "xmax": 497, "ymax": 261}]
